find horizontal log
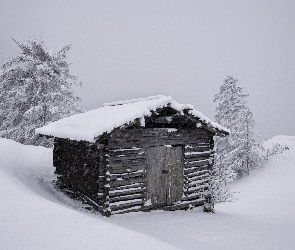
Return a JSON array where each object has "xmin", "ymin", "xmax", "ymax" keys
[
  {"xmin": 110, "ymin": 147, "xmax": 143, "ymax": 153},
  {"xmin": 184, "ymin": 164, "xmax": 209, "ymax": 175},
  {"xmin": 111, "ymin": 128, "xmax": 211, "ymax": 137},
  {"xmin": 188, "ymin": 178, "xmax": 210, "ymax": 189},
  {"xmin": 184, "ymin": 155, "xmax": 211, "ymax": 162},
  {"xmin": 109, "ymin": 170, "xmax": 145, "ymax": 181},
  {"xmin": 110, "ymin": 177, "xmax": 144, "ymax": 189},
  {"xmin": 187, "ymin": 173, "xmax": 210, "ymax": 185},
  {"xmin": 110, "ymin": 158, "xmax": 146, "ymax": 166},
  {"xmin": 184, "ymin": 150, "xmax": 212, "ymax": 157},
  {"xmin": 171, "ymin": 198, "xmax": 205, "ymax": 210},
  {"xmin": 80, "ymin": 194, "xmax": 100, "ymax": 209},
  {"xmin": 109, "ymin": 186, "xmax": 143, "ymax": 197},
  {"xmin": 109, "ymin": 154, "xmax": 146, "ymax": 162},
  {"xmin": 110, "ymin": 199, "xmax": 143, "ymax": 211},
  {"xmin": 185, "ymin": 169, "xmax": 210, "ymax": 179},
  {"xmin": 184, "ymin": 160, "xmax": 209, "ymax": 169},
  {"xmin": 181, "ymin": 193, "xmax": 202, "ymax": 202},
  {"xmin": 112, "ymin": 205, "xmax": 143, "ymax": 214},
  {"xmin": 108, "ymin": 128, "xmax": 213, "ymax": 149},
  {"xmin": 97, "ymin": 190, "xmax": 104, "ymax": 196},
  {"xmin": 184, "ymin": 185, "xmax": 209, "ymax": 197},
  {"xmin": 109, "ymin": 140, "xmax": 209, "ymax": 149},
  {"xmin": 110, "ymin": 154, "xmax": 146, "ymax": 164},
  {"xmin": 110, "ymin": 182, "xmax": 143, "ymax": 191},
  {"xmin": 184, "ymin": 146, "xmax": 212, "ymax": 153},
  {"xmin": 110, "ymin": 193, "xmax": 143, "ymax": 203},
  {"xmin": 60, "ymin": 185, "xmax": 99, "ymax": 205},
  {"xmin": 134, "ymin": 134, "xmax": 212, "ymax": 140},
  {"xmin": 109, "ymin": 163, "xmax": 146, "ymax": 175},
  {"xmin": 109, "ymin": 157, "xmax": 146, "ymax": 168},
  {"xmin": 110, "ymin": 154, "xmax": 145, "ymax": 162}
]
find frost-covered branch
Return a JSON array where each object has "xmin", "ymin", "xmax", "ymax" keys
[
  {"xmin": 210, "ymin": 76, "xmax": 267, "ymax": 206},
  {"xmin": 0, "ymin": 36, "xmax": 83, "ymax": 147}
]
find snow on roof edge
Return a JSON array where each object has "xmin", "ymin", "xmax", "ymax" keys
[
  {"xmin": 36, "ymin": 95, "xmax": 229, "ymax": 142},
  {"xmin": 169, "ymin": 101, "xmax": 230, "ymax": 135}
]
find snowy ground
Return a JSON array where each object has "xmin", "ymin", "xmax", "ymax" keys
[{"xmin": 0, "ymin": 136, "xmax": 295, "ymax": 250}]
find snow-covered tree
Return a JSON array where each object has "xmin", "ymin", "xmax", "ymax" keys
[
  {"xmin": 0, "ymin": 36, "xmax": 83, "ymax": 146},
  {"xmin": 213, "ymin": 76, "xmax": 266, "ymax": 180}
]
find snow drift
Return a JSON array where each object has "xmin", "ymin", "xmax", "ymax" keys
[
  {"xmin": 0, "ymin": 138, "xmax": 178, "ymax": 250},
  {"xmin": 0, "ymin": 135, "xmax": 295, "ymax": 249},
  {"xmin": 218, "ymin": 135, "xmax": 295, "ymax": 222}
]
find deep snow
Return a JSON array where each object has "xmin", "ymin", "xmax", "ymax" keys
[{"xmin": 0, "ymin": 136, "xmax": 295, "ymax": 249}]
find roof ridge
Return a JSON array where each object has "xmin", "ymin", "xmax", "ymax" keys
[
  {"xmin": 103, "ymin": 95, "xmax": 168, "ymax": 107},
  {"xmin": 36, "ymin": 95, "xmax": 229, "ymax": 142}
]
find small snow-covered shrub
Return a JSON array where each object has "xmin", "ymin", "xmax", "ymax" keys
[{"xmin": 266, "ymin": 143, "xmax": 289, "ymax": 157}]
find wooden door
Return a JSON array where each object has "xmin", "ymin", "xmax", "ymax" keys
[{"xmin": 146, "ymin": 145, "xmax": 184, "ymax": 206}]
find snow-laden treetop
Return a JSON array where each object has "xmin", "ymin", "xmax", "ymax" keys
[{"xmin": 35, "ymin": 95, "xmax": 229, "ymax": 142}]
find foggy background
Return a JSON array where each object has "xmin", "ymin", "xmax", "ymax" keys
[{"xmin": 1, "ymin": 0, "xmax": 295, "ymax": 140}]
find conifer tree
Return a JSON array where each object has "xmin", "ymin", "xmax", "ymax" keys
[
  {"xmin": 213, "ymin": 76, "xmax": 265, "ymax": 179},
  {"xmin": 0, "ymin": 36, "xmax": 83, "ymax": 146}
]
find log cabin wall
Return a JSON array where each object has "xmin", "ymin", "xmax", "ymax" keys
[
  {"xmin": 107, "ymin": 125, "xmax": 214, "ymax": 214},
  {"xmin": 53, "ymin": 109, "xmax": 215, "ymax": 215},
  {"xmin": 53, "ymin": 137, "xmax": 104, "ymax": 210}
]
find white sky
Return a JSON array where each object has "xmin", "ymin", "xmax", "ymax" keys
[{"xmin": 1, "ymin": 0, "xmax": 295, "ymax": 139}]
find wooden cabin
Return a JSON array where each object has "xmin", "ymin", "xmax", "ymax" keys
[{"xmin": 36, "ymin": 96, "xmax": 229, "ymax": 216}]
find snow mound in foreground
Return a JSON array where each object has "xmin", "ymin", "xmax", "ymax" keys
[{"xmin": 0, "ymin": 138, "xmax": 178, "ymax": 250}]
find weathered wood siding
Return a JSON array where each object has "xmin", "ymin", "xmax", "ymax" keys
[
  {"xmin": 107, "ymin": 145, "xmax": 146, "ymax": 214},
  {"xmin": 146, "ymin": 145, "xmax": 183, "ymax": 206},
  {"xmin": 107, "ymin": 127, "xmax": 214, "ymax": 214},
  {"xmin": 53, "ymin": 110, "xmax": 215, "ymax": 215},
  {"xmin": 53, "ymin": 138, "xmax": 103, "ymax": 210}
]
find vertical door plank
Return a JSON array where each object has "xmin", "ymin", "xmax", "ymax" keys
[
  {"xmin": 158, "ymin": 146, "xmax": 167, "ymax": 204},
  {"xmin": 167, "ymin": 146, "xmax": 184, "ymax": 205},
  {"xmin": 146, "ymin": 146, "xmax": 166, "ymax": 205},
  {"xmin": 146, "ymin": 146, "xmax": 156, "ymax": 203}
]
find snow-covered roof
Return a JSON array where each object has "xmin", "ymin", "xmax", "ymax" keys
[{"xmin": 36, "ymin": 95, "xmax": 229, "ymax": 142}]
